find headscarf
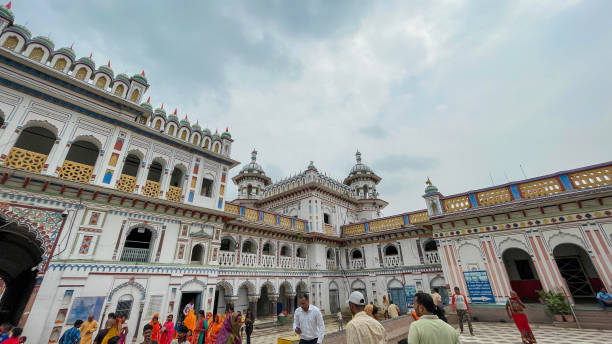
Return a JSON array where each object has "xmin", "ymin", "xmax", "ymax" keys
[
  {"xmin": 183, "ymin": 309, "xmax": 197, "ymax": 332},
  {"xmin": 215, "ymin": 311, "xmax": 242, "ymax": 344},
  {"xmin": 206, "ymin": 314, "xmax": 223, "ymax": 343},
  {"xmin": 149, "ymin": 314, "xmax": 161, "ymax": 341}
]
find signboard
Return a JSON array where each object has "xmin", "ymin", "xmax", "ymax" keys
[
  {"xmin": 463, "ymin": 270, "xmax": 495, "ymax": 303},
  {"xmin": 404, "ymin": 285, "xmax": 417, "ymax": 308}
]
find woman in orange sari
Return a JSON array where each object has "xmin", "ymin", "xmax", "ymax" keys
[
  {"xmin": 183, "ymin": 310, "xmax": 197, "ymax": 334},
  {"xmin": 205, "ymin": 314, "xmax": 222, "ymax": 343},
  {"xmin": 149, "ymin": 314, "xmax": 161, "ymax": 343}
]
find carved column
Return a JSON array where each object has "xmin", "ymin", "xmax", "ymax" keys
[
  {"xmin": 416, "ymin": 239, "xmax": 424, "ymax": 264},
  {"xmin": 377, "ymin": 244, "xmax": 383, "ymax": 267},
  {"xmin": 397, "ymin": 241, "xmax": 405, "ymax": 265},
  {"xmin": 133, "ymin": 301, "xmax": 145, "ymax": 341}
]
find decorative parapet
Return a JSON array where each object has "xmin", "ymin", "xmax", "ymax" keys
[
  {"xmin": 408, "ymin": 211, "xmax": 429, "ymax": 224},
  {"xmin": 369, "ymin": 216, "xmax": 405, "ymax": 232},
  {"xmin": 116, "ymin": 174, "xmax": 136, "ymax": 193},
  {"xmin": 342, "ymin": 223, "xmax": 366, "ymax": 236},
  {"xmin": 223, "ymin": 203, "xmax": 306, "ymax": 232},
  {"xmin": 58, "ymin": 160, "xmax": 93, "ymax": 183},
  {"xmin": 4, "ymin": 147, "xmax": 47, "ymax": 173},
  {"xmin": 324, "ymin": 223, "xmax": 334, "ymax": 235},
  {"xmin": 143, "ymin": 180, "xmax": 161, "ymax": 198}
]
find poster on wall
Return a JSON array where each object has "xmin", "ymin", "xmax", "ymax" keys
[
  {"xmin": 463, "ymin": 270, "xmax": 495, "ymax": 303},
  {"xmin": 66, "ymin": 296, "xmax": 105, "ymax": 324},
  {"xmin": 404, "ymin": 285, "xmax": 417, "ymax": 307}
]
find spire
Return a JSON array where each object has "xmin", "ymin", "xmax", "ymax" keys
[
  {"xmin": 225, "ymin": 127, "xmax": 229, "ymax": 132},
  {"xmin": 184, "ymin": 114, "xmax": 188, "ymax": 121},
  {"xmin": 141, "ymin": 70, "xmax": 146, "ymax": 77},
  {"xmin": 356, "ymin": 150, "xmax": 362, "ymax": 163},
  {"xmin": 173, "ymin": 108, "xmax": 177, "ymax": 115},
  {"xmin": 161, "ymin": 103, "xmax": 164, "ymax": 109},
  {"xmin": 69, "ymin": 42, "xmax": 74, "ymax": 50},
  {"xmin": 146, "ymin": 96, "xmax": 150, "ymax": 103},
  {"xmin": 215, "ymin": 129, "xmax": 218, "ymax": 134},
  {"xmin": 107, "ymin": 60, "xmax": 111, "ymax": 68},
  {"xmin": 89, "ymin": 52, "xmax": 92, "ymax": 59},
  {"xmin": 6, "ymin": 2, "xmax": 11, "ymax": 10},
  {"xmin": 251, "ymin": 149, "xmax": 257, "ymax": 162}
]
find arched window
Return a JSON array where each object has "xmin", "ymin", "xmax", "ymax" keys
[
  {"xmin": 5, "ymin": 126, "xmax": 55, "ymax": 173},
  {"xmin": 130, "ymin": 88, "xmax": 140, "ymax": 102},
  {"xmin": 385, "ymin": 245, "xmax": 399, "ymax": 256},
  {"xmin": 154, "ymin": 120, "xmax": 161, "ymax": 130},
  {"xmin": 242, "ymin": 240, "xmax": 256, "ymax": 254},
  {"xmin": 296, "ymin": 247, "xmax": 306, "ymax": 258},
  {"xmin": 351, "ymin": 249, "xmax": 363, "ymax": 260},
  {"xmin": 180, "ymin": 130, "xmax": 187, "ymax": 140},
  {"xmin": 95, "ymin": 76, "xmax": 107, "ymax": 89},
  {"xmin": 147, "ymin": 161, "xmax": 163, "ymax": 183},
  {"xmin": 424, "ymin": 240, "xmax": 437, "ymax": 252},
  {"xmin": 53, "ymin": 58, "xmax": 67, "ymax": 71},
  {"xmin": 2, "ymin": 36, "xmax": 18, "ymax": 50},
  {"xmin": 114, "ymin": 84, "xmax": 125, "ymax": 96},
  {"xmin": 29, "ymin": 47, "xmax": 44, "ymax": 62},
  {"xmin": 74, "ymin": 67, "xmax": 87, "ymax": 80},
  {"xmin": 326, "ymin": 249, "xmax": 334, "ymax": 260},
  {"xmin": 220, "ymin": 237, "xmax": 235, "ymax": 252},
  {"xmin": 192, "ymin": 135, "xmax": 199, "ymax": 145},
  {"xmin": 213, "ymin": 142, "xmax": 220, "ymax": 153},
  {"xmin": 116, "ymin": 153, "xmax": 140, "ymax": 193},
  {"xmin": 191, "ymin": 244, "xmax": 204, "ymax": 264},
  {"xmin": 169, "ymin": 167, "xmax": 184, "ymax": 187},
  {"xmin": 115, "ymin": 294, "xmax": 134, "ymax": 319},
  {"xmin": 203, "ymin": 139, "xmax": 210, "ymax": 149},
  {"xmin": 263, "ymin": 242, "xmax": 273, "ymax": 255},
  {"xmin": 362, "ymin": 185, "xmax": 368, "ymax": 198},
  {"xmin": 200, "ymin": 177, "xmax": 213, "ymax": 197},
  {"xmin": 168, "ymin": 126, "xmax": 175, "ymax": 136},
  {"xmin": 247, "ymin": 184, "xmax": 253, "ymax": 196},
  {"xmin": 59, "ymin": 139, "xmax": 99, "ymax": 183},
  {"xmin": 120, "ymin": 227, "xmax": 152, "ymax": 262},
  {"xmin": 280, "ymin": 245, "xmax": 291, "ymax": 257}
]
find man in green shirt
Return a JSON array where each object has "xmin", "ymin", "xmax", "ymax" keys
[{"xmin": 408, "ymin": 292, "xmax": 460, "ymax": 344}]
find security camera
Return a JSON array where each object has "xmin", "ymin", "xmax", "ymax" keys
[{"xmin": 62, "ymin": 209, "xmax": 69, "ymax": 218}]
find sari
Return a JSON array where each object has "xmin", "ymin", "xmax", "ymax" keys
[
  {"xmin": 214, "ymin": 312, "xmax": 241, "ymax": 344},
  {"xmin": 508, "ymin": 297, "xmax": 536, "ymax": 344},
  {"xmin": 149, "ymin": 315, "xmax": 162, "ymax": 342},
  {"xmin": 101, "ymin": 319, "xmax": 119, "ymax": 344},
  {"xmin": 200, "ymin": 313, "xmax": 212, "ymax": 344},
  {"xmin": 194, "ymin": 316, "xmax": 207, "ymax": 344},
  {"xmin": 206, "ymin": 314, "xmax": 223, "ymax": 343},
  {"xmin": 184, "ymin": 310, "xmax": 197, "ymax": 333},
  {"xmin": 160, "ymin": 320, "xmax": 175, "ymax": 344}
]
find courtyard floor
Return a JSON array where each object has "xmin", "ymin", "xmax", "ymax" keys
[{"xmin": 248, "ymin": 320, "xmax": 612, "ymax": 344}]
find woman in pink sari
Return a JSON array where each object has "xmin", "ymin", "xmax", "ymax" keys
[
  {"xmin": 214, "ymin": 311, "xmax": 242, "ymax": 344},
  {"xmin": 160, "ymin": 314, "xmax": 175, "ymax": 344}
]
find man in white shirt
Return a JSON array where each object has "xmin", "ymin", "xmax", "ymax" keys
[
  {"xmin": 345, "ymin": 291, "xmax": 386, "ymax": 344},
  {"xmin": 293, "ymin": 293, "xmax": 325, "ymax": 344}
]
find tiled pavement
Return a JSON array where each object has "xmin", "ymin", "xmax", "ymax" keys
[{"xmin": 248, "ymin": 320, "xmax": 612, "ymax": 344}]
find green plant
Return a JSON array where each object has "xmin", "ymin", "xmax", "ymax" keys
[{"xmin": 536, "ymin": 290, "xmax": 571, "ymax": 315}]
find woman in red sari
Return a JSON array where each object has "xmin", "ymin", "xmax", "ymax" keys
[
  {"xmin": 206, "ymin": 314, "xmax": 222, "ymax": 343},
  {"xmin": 506, "ymin": 291, "xmax": 536, "ymax": 344}
]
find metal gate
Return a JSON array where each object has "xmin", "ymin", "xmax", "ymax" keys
[
  {"xmin": 329, "ymin": 289, "xmax": 339, "ymax": 313},
  {"xmin": 556, "ymin": 257, "xmax": 594, "ymax": 298},
  {"xmin": 389, "ymin": 288, "xmax": 407, "ymax": 314}
]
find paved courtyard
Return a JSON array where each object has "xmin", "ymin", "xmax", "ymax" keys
[{"xmin": 248, "ymin": 320, "xmax": 612, "ymax": 344}]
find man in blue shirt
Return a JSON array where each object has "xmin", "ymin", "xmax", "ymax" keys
[
  {"xmin": 596, "ymin": 287, "xmax": 612, "ymax": 309},
  {"xmin": 59, "ymin": 320, "xmax": 82, "ymax": 344}
]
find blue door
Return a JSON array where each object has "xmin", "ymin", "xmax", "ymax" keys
[{"xmin": 389, "ymin": 288, "xmax": 407, "ymax": 314}]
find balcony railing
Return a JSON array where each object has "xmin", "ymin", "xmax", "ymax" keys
[
  {"xmin": 116, "ymin": 174, "xmax": 136, "ymax": 193},
  {"xmin": 4, "ymin": 147, "xmax": 47, "ymax": 173},
  {"xmin": 241, "ymin": 253, "xmax": 257, "ymax": 267},
  {"xmin": 384, "ymin": 255, "xmax": 402, "ymax": 267},
  {"xmin": 350, "ymin": 258, "xmax": 365, "ymax": 269},
  {"xmin": 167, "ymin": 185, "xmax": 182, "ymax": 202},
  {"xmin": 324, "ymin": 224, "xmax": 334, "ymax": 235},
  {"xmin": 218, "ymin": 251, "xmax": 236, "ymax": 266},
  {"xmin": 424, "ymin": 251, "xmax": 440, "ymax": 264},
  {"xmin": 120, "ymin": 247, "xmax": 149, "ymax": 262},
  {"xmin": 143, "ymin": 180, "xmax": 161, "ymax": 198},
  {"xmin": 58, "ymin": 160, "xmax": 93, "ymax": 183},
  {"xmin": 279, "ymin": 256, "xmax": 291, "ymax": 269},
  {"xmin": 326, "ymin": 259, "xmax": 337, "ymax": 270},
  {"xmin": 295, "ymin": 257, "xmax": 307, "ymax": 269},
  {"xmin": 261, "ymin": 255, "xmax": 276, "ymax": 268}
]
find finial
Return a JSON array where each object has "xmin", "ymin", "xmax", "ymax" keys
[
  {"xmin": 69, "ymin": 42, "xmax": 74, "ymax": 50},
  {"xmin": 184, "ymin": 114, "xmax": 188, "ymax": 121},
  {"xmin": 161, "ymin": 103, "xmax": 164, "ymax": 109},
  {"xmin": 173, "ymin": 108, "xmax": 177, "ymax": 115},
  {"xmin": 225, "ymin": 127, "xmax": 229, "ymax": 132},
  {"xmin": 251, "ymin": 149, "xmax": 257, "ymax": 161},
  {"xmin": 146, "ymin": 96, "xmax": 150, "ymax": 103},
  {"xmin": 107, "ymin": 60, "xmax": 111, "ymax": 68},
  {"xmin": 426, "ymin": 177, "xmax": 432, "ymax": 186},
  {"xmin": 356, "ymin": 150, "xmax": 362, "ymax": 163},
  {"xmin": 89, "ymin": 52, "xmax": 92, "ymax": 59},
  {"xmin": 141, "ymin": 70, "xmax": 146, "ymax": 77},
  {"xmin": 6, "ymin": 1, "xmax": 11, "ymax": 10},
  {"xmin": 215, "ymin": 129, "xmax": 218, "ymax": 134},
  {"xmin": 196, "ymin": 120, "xmax": 199, "ymax": 125}
]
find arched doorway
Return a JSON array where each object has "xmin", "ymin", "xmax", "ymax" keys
[
  {"xmin": 190, "ymin": 244, "xmax": 204, "ymax": 265},
  {"xmin": 257, "ymin": 284, "xmax": 273, "ymax": 318},
  {"xmin": 387, "ymin": 279, "xmax": 406, "ymax": 313},
  {"xmin": 328, "ymin": 281, "xmax": 340, "ymax": 313},
  {"xmin": 120, "ymin": 227, "xmax": 153, "ymax": 263},
  {"xmin": 351, "ymin": 280, "xmax": 368, "ymax": 304},
  {"xmin": 502, "ymin": 248, "xmax": 542, "ymax": 302},
  {"xmin": 279, "ymin": 281, "xmax": 293, "ymax": 314},
  {"xmin": 213, "ymin": 282, "xmax": 231, "ymax": 316},
  {"xmin": 553, "ymin": 243, "xmax": 602, "ymax": 302},
  {"xmin": 294, "ymin": 281, "xmax": 308, "ymax": 310},
  {"xmin": 0, "ymin": 219, "xmax": 43, "ymax": 324},
  {"xmin": 430, "ymin": 276, "xmax": 448, "ymax": 305}
]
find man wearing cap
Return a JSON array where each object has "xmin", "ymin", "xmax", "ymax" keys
[
  {"xmin": 345, "ymin": 291, "xmax": 386, "ymax": 344},
  {"xmin": 293, "ymin": 293, "xmax": 325, "ymax": 344}
]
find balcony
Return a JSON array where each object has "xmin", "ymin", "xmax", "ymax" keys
[
  {"xmin": 4, "ymin": 147, "xmax": 47, "ymax": 173},
  {"xmin": 295, "ymin": 257, "xmax": 307, "ymax": 269},
  {"xmin": 279, "ymin": 256, "xmax": 291, "ymax": 269},
  {"xmin": 324, "ymin": 224, "xmax": 334, "ymax": 235},
  {"xmin": 167, "ymin": 185, "xmax": 182, "ymax": 202},
  {"xmin": 218, "ymin": 251, "xmax": 236, "ymax": 266},
  {"xmin": 241, "ymin": 253, "xmax": 257, "ymax": 267},
  {"xmin": 261, "ymin": 255, "xmax": 276, "ymax": 268},
  {"xmin": 326, "ymin": 259, "xmax": 337, "ymax": 270},
  {"xmin": 116, "ymin": 174, "xmax": 136, "ymax": 193},
  {"xmin": 384, "ymin": 255, "xmax": 402, "ymax": 267},
  {"xmin": 58, "ymin": 160, "xmax": 93, "ymax": 183},
  {"xmin": 120, "ymin": 247, "xmax": 149, "ymax": 263},
  {"xmin": 424, "ymin": 251, "xmax": 440, "ymax": 264},
  {"xmin": 350, "ymin": 259, "xmax": 365, "ymax": 269},
  {"xmin": 143, "ymin": 180, "xmax": 161, "ymax": 198}
]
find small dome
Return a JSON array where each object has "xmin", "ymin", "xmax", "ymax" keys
[
  {"xmin": 131, "ymin": 72, "xmax": 148, "ymax": 85},
  {"xmin": 241, "ymin": 150, "xmax": 265, "ymax": 174},
  {"xmin": 0, "ymin": 6, "xmax": 14, "ymax": 24},
  {"xmin": 179, "ymin": 116, "xmax": 191, "ymax": 128},
  {"xmin": 97, "ymin": 65, "xmax": 114, "ymax": 78},
  {"xmin": 54, "ymin": 47, "xmax": 76, "ymax": 61},
  {"xmin": 30, "ymin": 36, "xmax": 55, "ymax": 50},
  {"xmin": 192, "ymin": 121, "xmax": 201, "ymax": 131},
  {"xmin": 154, "ymin": 107, "xmax": 166, "ymax": 118},
  {"xmin": 76, "ymin": 56, "xmax": 95, "ymax": 70},
  {"xmin": 212, "ymin": 130, "xmax": 220, "ymax": 139},
  {"xmin": 168, "ymin": 111, "xmax": 179, "ymax": 122},
  {"xmin": 115, "ymin": 73, "xmax": 130, "ymax": 85},
  {"xmin": 424, "ymin": 178, "xmax": 439, "ymax": 195},
  {"xmin": 349, "ymin": 150, "xmax": 373, "ymax": 174},
  {"xmin": 4, "ymin": 25, "xmax": 31, "ymax": 41},
  {"xmin": 221, "ymin": 127, "xmax": 231, "ymax": 138},
  {"xmin": 202, "ymin": 128, "xmax": 212, "ymax": 136},
  {"xmin": 140, "ymin": 102, "xmax": 152, "ymax": 111}
]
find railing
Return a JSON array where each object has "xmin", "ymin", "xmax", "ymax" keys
[
  {"xmin": 116, "ymin": 174, "xmax": 136, "ymax": 193},
  {"xmin": 279, "ymin": 256, "xmax": 291, "ymax": 268},
  {"xmin": 261, "ymin": 254, "xmax": 276, "ymax": 268},
  {"xmin": 58, "ymin": 160, "xmax": 93, "ymax": 183},
  {"xmin": 4, "ymin": 147, "xmax": 47, "ymax": 173},
  {"xmin": 295, "ymin": 257, "xmax": 307, "ymax": 269},
  {"xmin": 326, "ymin": 259, "xmax": 337, "ymax": 270},
  {"xmin": 218, "ymin": 251, "xmax": 236, "ymax": 266},
  {"xmin": 143, "ymin": 180, "xmax": 161, "ymax": 198},
  {"xmin": 167, "ymin": 185, "xmax": 182, "ymax": 202},
  {"xmin": 324, "ymin": 224, "xmax": 334, "ymax": 235},
  {"xmin": 424, "ymin": 251, "xmax": 440, "ymax": 264},
  {"xmin": 241, "ymin": 253, "xmax": 257, "ymax": 267},
  {"xmin": 120, "ymin": 247, "xmax": 149, "ymax": 262},
  {"xmin": 384, "ymin": 255, "xmax": 402, "ymax": 267},
  {"xmin": 350, "ymin": 259, "xmax": 365, "ymax": 269},
  {"xmin": 223, "ymin": 203, "xmax": 307, "ymax": 232}
]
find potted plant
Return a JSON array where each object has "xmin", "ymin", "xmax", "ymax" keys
[{"xmin": 536, "ymin": 290, "xmax": 572, "ymax": 322}]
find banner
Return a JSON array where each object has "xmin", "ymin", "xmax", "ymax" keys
[
  {"xmin": 463, "ymin": 270, "xmax": 495, "ymax": 303},
  {"xmin": 404, "ymin": 285, "xmax": 417, "ymax": 308}
]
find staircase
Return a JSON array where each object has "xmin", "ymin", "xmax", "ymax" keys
[{"xmin": 572, "ymin": 308, "xmax": 612, "ymax": 330}]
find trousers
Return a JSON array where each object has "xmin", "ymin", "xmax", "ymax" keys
[{"xmin": 456, "ymin": 309, "xmax": 473, "ymax": 334}]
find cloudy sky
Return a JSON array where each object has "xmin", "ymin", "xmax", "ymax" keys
[{"xmin": 18, "ymin": 0, "xmax": 612, "ymax": 215}]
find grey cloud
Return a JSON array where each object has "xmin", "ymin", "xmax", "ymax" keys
[
  {"xmin": 374, "ymin": 155, "xmax": 440, "ymax": 173},
  {"xmin": 359, "ymin": 125, "xmax": 387, "ymax": 139}
]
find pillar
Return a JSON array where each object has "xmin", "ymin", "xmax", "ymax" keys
[
  {"xmin": 133, "ymin": 301, "xmax": 145, "ymax": 341},
  {"xmin": 17, "ymin": 275, "xmax": 42, "ymax": 327}
]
